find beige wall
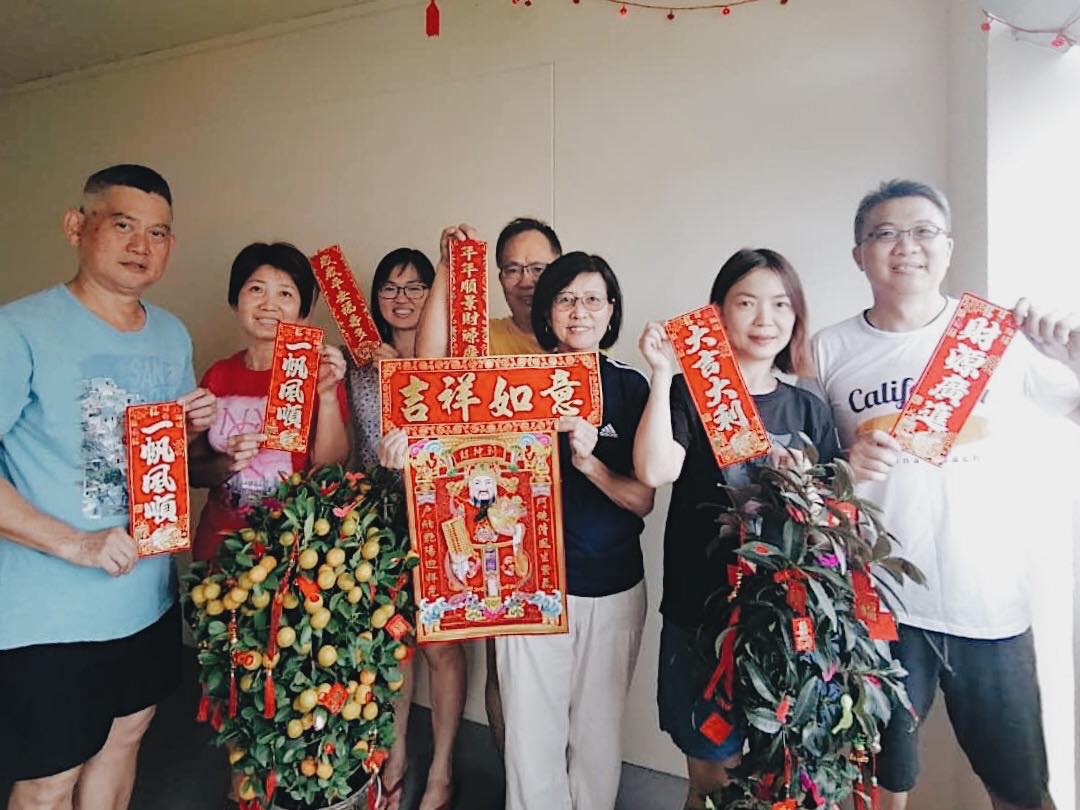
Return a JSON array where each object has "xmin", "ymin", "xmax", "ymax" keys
[{"xmin": 2, "ymin": 1, "xmax": 1047, "ymax": 805}]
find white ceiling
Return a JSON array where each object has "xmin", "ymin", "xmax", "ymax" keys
[{"xmin": 0, "ymin": 0, "xmax": 378, "ymax": 90}]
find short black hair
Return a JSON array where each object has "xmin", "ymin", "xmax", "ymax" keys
[
  {"xmin": 83, "ymin": 164, "xmax": 172, "ymax": 205},
  {"xmin": 370, "ymin": 247, "xmax": 436, "ymax": 342},
  {"xmin": 531, "ymin": 251, "xmax": 623, "ymax": 352},
  {"xmin": 495, "ymin": 217, "xmax": 562, "ymax": 269},
  {"xmin": 227, "ymin": 242, "xmax": 318, "ymax": 317},
  {"xmin": 853, "ymin": 179, "xmax": 951, "ymax": 243}
]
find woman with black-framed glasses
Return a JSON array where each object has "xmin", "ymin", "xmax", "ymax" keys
[
  {"xmin": 345, "ymin": 247, "xmax": 461, "ymax": 810},
  {"xmin": 496, "ymin": 251, "xmax": 655, "ymax": 810}
]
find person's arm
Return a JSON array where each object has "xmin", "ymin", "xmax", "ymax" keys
[
  {"xmin": 414, "ymin": 223, "xmax": 479, "ymax": 358},
  {"xmin": 633, "ymin": 322, "xmax": 686, "ymax": 487},
  {"xmin": 0, "ymin": 477, "xmax": 138, "ymax": 575},
  {"xmin": 559, "ymin": 416, "xmax": 654, "ymax": 518},
  {"xmin": 1012, "ymin": 297, "xmax": 1080, "ymax": 424},
  {"xmin": 311, "ymin": 345, "xmax": 349, "ymax": 466}
]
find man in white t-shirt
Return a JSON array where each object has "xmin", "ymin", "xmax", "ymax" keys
[{"xmin": 809, "ymin": 179, "xmax": 1080, "ymax": 810}]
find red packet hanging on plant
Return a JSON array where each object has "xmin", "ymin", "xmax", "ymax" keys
[
  {"xmin": 262, "ymin": 323, "xmax": 323, "ymax": 453},
  {"xmin": 664, "ymin": 304, "xmax": 770, "ymax": 468},
  {"xmin": 309, "ymin": 245, "xmax": 382, "ymax": 365},
  {"xmin": 126, "ymin": 402, "xmax": 190, "ymax": 557},
  {"xmin": 851, "ymin": 570, "xmax": 899, "ymax": 641},
  {"xmin": 791, "ymin": 616, "xmax": 816, "ymax": 652},
  {"xmin": 891, "ymin": 293, "xmax": 1017, "ymax": 466},
  {"xmin": 448, "ymin": 239, "xmax": 489, "ymax": 357}
]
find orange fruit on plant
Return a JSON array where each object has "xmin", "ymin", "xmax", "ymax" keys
[
  {"xmin": 299, "ymin": 757, "xmax": 317, "ymax": 777},
  {"xmin": 388, "ymin": 678, "xmax": 404, "ymax": 692},
  {"xmin": 326, "ymin": 548, "xmax": 346, "ymax": 567},
  {"xmin": 287, "ymin": 719, "xmax": 304, "ymax": 739},
  {"xmin": 393, "ymin": 644, "xmax": 409, "ymax": 661},
  {"xmin": 278, "ymin": 530, "xmax": 296, "ymax": 547},
  {"xmin": 341, "ymin": 701, "xmax": 361, "ymax": 721},
  {"xmin": 362, "ymin": 701, "xmax": 379, "ymax": 721},
  {"xmin": 297, "ymin": 688, "xmax": 318, "ymax": 712},
  {"xmin": 276, "ymin": 626, "xmax": 297, "ymax": 648},
  {"xmin": 314, "ymin": 518, "xmax": 331, "ymax": 537},
  {"xmin": 228, "ymin": 747, "xmax": 245, "ymax": 765},
  {"xmin": 259, "ymin": 555, "xmax": 278, "ymax": 571},
  {"xmin": 248, "ymin": 566, "xmax": 267, "ymax": 585},
  {"xmin": 303, "ymin": 595, "xmax": 324, "ymax": 614},
  {"xmin": 317, "ymin": 645, "xmax": 338, "ymax": 667},
  {"xmin": 283, "ymin": 592, "xmax": 300, "ymax": 610},
  {"xmin": 317, "ymin": 569, "xmax": 337, "ymax": 590},
  {"xmin": 354, "ymin": 562, "xmax": 373, "ymax": 583},
  {"xmin": 316, "ymin": 760, "xmax": 334, "ymax": 780},
  {"xmin": 298, "ymin": 549, "xmax": 319, "ymax": 570},
  {"xmin": 336, "ymin": 573, "xmax": 355, "ymax": 591},
  {"xmin": 347, "ymin": 587, "xmax": 362, "ymax": 605},
  {"xmin": 250, "ymin": 590, "xmax": 271, "ymax": 609},
  {"xmin": 238, "ymin": 779, "xmax": 257, "ymax": 801},
  {"xmin": 206, "ymin": 599, "xmax": 224, "ymax": 616},
  {"xmin": 310, "ymin": 608, "xmax": 331, "ymax": 630},
  {"xmin": 202, "ymin": 580, "xmax": 221, "ymax": 600},
  {"xmin": 361, "ymin": 540, "xmax": 380, "ymax": 561}
]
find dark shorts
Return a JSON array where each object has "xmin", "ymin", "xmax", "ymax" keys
[
  {"xmin": 657, "ymin": 621, "xmax": 743, "ymax": 762},
  {"xmin": 878, "ymin": 625, "xmax": 1049, "ymax": 807},
  {"xmin": 0, "ymin": 602, "xmax": 182, "ymax": 782}
]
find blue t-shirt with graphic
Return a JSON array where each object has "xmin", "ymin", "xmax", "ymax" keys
[{"xmin": 0, "ymin": 285, "xmax": 195, "ymax": 649}]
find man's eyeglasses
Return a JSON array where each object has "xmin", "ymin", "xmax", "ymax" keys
[
  {"xmin": 499, "ymin": 263, "xmax": 547, "ymax": 281},
  {"xmin": 553, "ymin": 293, "xmax": 611, "ymax": 312},
  {"xmin": 862, "ymin": 224, "xmax": 949, "ymax": 244},
  {"xmin": 377, "ymin": 282, "xmax": 430, "ymax": 300}
]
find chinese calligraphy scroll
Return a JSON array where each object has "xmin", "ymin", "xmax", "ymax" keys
[
  {"xmin": 380, "ymin": 352, "xmax": 603, "ymax": 437},
  {"xmin": 448, "ymin": 239, "xmax": 489, "ymax": 357},
  {"xmin": 309, "ymin": 245, "xmax": 382, "ymax": 365},
  {"xmin": 664, "ymin": 304, "xmax": 769, "ymax": 468},
  {"xmin": 891, "ymin": 293, "xmax": 1017, "ymax": 466},
  {"xmin": 405, "ymin": 433, "xmax": 568, "ymax": 642},
  {"xmin": 126, "ymin": 402, "xmax": 190, "ymax": 557},
  {"xmin": 263, "ymin": 322, "xmax": 323, "ymax": 452}
]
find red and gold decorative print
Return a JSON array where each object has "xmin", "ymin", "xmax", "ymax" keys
[
  {"xmin": 404, "ymin": 432, "xmax": 568, "ymax": 643},
  {"xmin": 309, "ymin": 245, "xmax": 382, "ymax": 365},
  {"xmin": 891, "ymin": 293, "xmax": 1017, "ymax": 466},
  {"xmin": 379, "ymin": 352, "xmax": 603, "ymax": 437},
  {"xmin": 664, "ymin": 304, "xmax": 769, "ymax": 468},
  {"xmin": 851, "ymin": 569, "xmax": 899, "ymax": 642},
  {"xmin": 262, "ymin": 323, "xmax": 323, "ymax": 453},
  {"xmin": 448, "ymin": 239, "xmax": 489, "ymax": 358},
  {"xmin": 126, "ymin": 401, "xmax": 190, "ymax": 557}
]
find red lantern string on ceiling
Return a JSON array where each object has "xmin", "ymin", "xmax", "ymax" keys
[{"xmin": 978, "ymin": 9, "xmax": 1079, "ymax": 50}]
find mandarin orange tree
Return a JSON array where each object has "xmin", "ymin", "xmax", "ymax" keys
[{"xmin": 184, "ymin": 465, "xmax": 416, "ymax": 810}]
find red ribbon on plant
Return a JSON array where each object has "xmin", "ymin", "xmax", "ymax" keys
[
  {"xmin": 210, "ymin": 700, "xmax": 224, "ymax": 731},
  {"xmin": 265, "ymin": 769, "xmax": 278, "ymax": 803},
  {"xmin": 774, "ymin": 568, "xmax": 809, "ymax": 615},
  {"xmin": 196, "ymin": 684, "xmax": 210, "ymax": 722},
  {"xmin": 263, "ymin": 671, "xmax": 276, "ymax": 719},
  {"xmin": 703, "ymin": 606, "xmax": 741, "ymax": 711}
]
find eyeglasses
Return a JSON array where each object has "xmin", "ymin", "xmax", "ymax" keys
[
  {"xmin": 861, "ymin": 224, "xmax": 949, "ymax": 244},
  {"xmin": 553, "ymin": 293, "xmax": 611, "ymax": 312},
  {"xmin": 377, "ymin": 282, "xmax": 430, "ymax": 300},
  {"xmin": 499, "ymin": 263, "xmax": 547, "ymax": 281}
]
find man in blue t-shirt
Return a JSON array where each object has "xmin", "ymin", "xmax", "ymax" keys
[{"xmin": 0, "ymin": 164, "xmax": 215, "ymax": 809}]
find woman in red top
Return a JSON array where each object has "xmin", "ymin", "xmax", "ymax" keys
[{"xmin": 190, "ymin": 241, "xmax": 349, "ymax": 562}]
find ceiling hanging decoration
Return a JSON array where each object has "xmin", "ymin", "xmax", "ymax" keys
[
  {"xmin": 510, "ymin": 0, "xmax": 790, "ymax": 22},
  {"xmin": 977, "ymin": 1, "xmax": 1080, "ymax": 51}
]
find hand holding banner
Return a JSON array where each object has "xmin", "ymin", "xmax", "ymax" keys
[
  {"xmin": 263, "ymin": 323, "xmax": 324, "ymax": 453},
  {"xmin": 309, "ymin": 245, "xmax": 382, "ymax": 365}
]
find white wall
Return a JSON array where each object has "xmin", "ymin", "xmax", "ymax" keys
[{"xmin": 0, "ymin": 0, "xmax": 1018, "ymax": 800}]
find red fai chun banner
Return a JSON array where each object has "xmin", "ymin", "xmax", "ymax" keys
[
  {"xmin": 891, "ymin": 293, "xmax": 1017, "ymax": 466},
  {"xmin": 380, "ymin": 352, "xmax": 603, "ymax": 437},
  {"xmin": 262, "ymin": 323, "xmax": 323, "ymax": 453},
  {"xmin": 448, "ymin": 239, "xmax": 489, "ymax": 357},
  {"xmin": 309, "ymin": 245, "xmax": 382, "ymax": 365},
  {"xmin": 664, "ymin": 305, "xmax": 769, "ymax": 468},
  {"xmin": 405, "ymin": 432, "xmax": 568, "ymax": 642},
  {"xmin": 126, "ymin": 402, "xmax": 190, "ymax": 557}
]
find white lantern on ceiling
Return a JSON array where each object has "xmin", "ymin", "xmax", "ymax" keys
[{"xmin": 978, "ymin": 0, "xmax": 1080, "ymax": 50}]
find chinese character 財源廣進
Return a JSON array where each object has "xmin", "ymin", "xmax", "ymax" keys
[
  {"xmin": 943, "ymin": 342, "xmax": 988, "ymax": 381},
  {"xmin": 927, "ymin": 374, "xmax": 971, "ymax": 408},
  {"xmin": 490, "ymin": 377, "xmax": 535, "ymax": 418},
  {"xmin": 957, "ymin": 316, "xmax": 1002, "ymax": 352},
  {"xmin": 913, "ymin": 400, "xmax": 953, "ymax": 433},
  {"xmin": 437, "ymin": 373, "xmax": 482, "ymax": 422},
  {"xmin": 400, "ymin": 375, "xmax": 431, "ymax": 423},
  {"xmin": 141, "ymin": 463, "xmax": 178, "ymax": 496},
  {"xmin": 539, "ymin": 369, "xmax": 583, "ymax": 416}
]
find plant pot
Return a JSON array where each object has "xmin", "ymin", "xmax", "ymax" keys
[{"xmin": 270, "ymin": 774, "xmax": 375, "ymax": 810}]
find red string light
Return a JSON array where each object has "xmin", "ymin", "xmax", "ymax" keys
[{"xmin": 976, "ymin": 9, "xmax": 1079, "ymax": 50}]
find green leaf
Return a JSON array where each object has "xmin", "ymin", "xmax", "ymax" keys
[
  {"xmin": 208, "ymin": 620, "xmax": 227, "ymax": 638},
  {"xmin": 746, "ymin": 707, "xmax": 782, "ymax": 734},
  {"xmin": 742, "ymin": 658, "xmax": 778, "ymax": 704},
  {"xmin": 805, "ymin": 575, "xmax": 836, "ymax": 629},
  {"xmin": 790, "ymin": 676, "xmax": 819, "ymax": 727}
]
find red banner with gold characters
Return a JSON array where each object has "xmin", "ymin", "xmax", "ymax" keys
[
  {"xmin": 405, "ymin": 432, "xmax": 568, "ymax": 642},
  {"xmin": 262, "ymin": 322, "xmax": 323, "ymax": 453},
  {"xmin": 448, "ymin": 239, "xmax": 489, "ymax": 357},
  {"xmin": 664, "ymin": 304, "xmax": 769, "ymax": 468},
  {"xmin": 125, "ymin": 402, "xmax": 190, "ymax": 557},
  {"xmin": 379, "ymin": 352, "xmax": 603, "ymax": 437},
  {"xmin": 309, "ymin": 244, "xmax": 382, "ymax": 365},
  {"xmin": 891, "ymin": 293, "xmax": 1017, "ymax": 466}
]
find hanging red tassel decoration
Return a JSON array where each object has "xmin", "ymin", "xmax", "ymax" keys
[
  {"xmin": 703, "ymin": 606, "xmax": 741, "ymax": 710},
  {"xmin": 265, "ymin": 770, "xmax": 278, "ymax": 803},
  {"xmin": 210, "ymin": 700, "xmax": 224, "ymax": 731},
  {"xmin": 196, "ymin": 685, "xmax": 210, "ymax": 722},
  {"xmin": 426, "ymin": 1, "xmax": 440, "ymax": 37},
  {"xmin": 263, "ymin": 671, "xmax": 276, "ymax": 718},
  {"xmin": 228, "ymin": 670, "xmax": 239, "ymax": 718}
]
